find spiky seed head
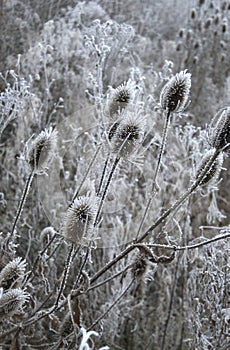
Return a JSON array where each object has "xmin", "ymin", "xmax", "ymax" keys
[
  {"xmin": 209, "ymin": 107, "xmax": 230, "ymax": 152},
  {"xmin": 28, "ymin": 127, "xmax": 57, "ymax": 172},
  {"xmin": 63, "ymin": 195, "xmax": 98, "ymax": 244},
  {"xmin": 0, "ymin": 257, "xmax": 27, "ymax": 290},
  {"xmin": 108, "ymin": 81, "xmax": 135, "ymax": 117},
  {"xmin": 160, "ymin": 70, "xmax": 191, "ymax": 113},
  {"xmin": 0, "ymin": 288, "xmax": 29, "ymax": 319},
  {"xmin": 111, "ymin": 113, "xmax": 145, "ymax": 158},
  {"xmin": 196, "ymin": 149, "xmax": 223, "ymax": 186}
]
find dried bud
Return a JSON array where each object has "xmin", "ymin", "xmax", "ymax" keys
[
  {"xmin": 111, "ymin": 113, "xmax": 145, "ymax": 158},
  {"xmin": 196, "ymin": 149, "xmax": 223, "ymax": 186},
  {"xmin": 28, "ymin": 127, "xmax": 57, "ymax": 172},
  {"xmin": 132, "ymin": 256, "xmax": 148, "ymax": 279},
  {"xmin": 108, "ymin": 81, "xmax": 134, "ymax": 117},
  {"xmin": 160, "ymin": 70, "xmax": 191, "ymax": 113},
  {"xmin": 209, "ymin": 107, "xmax": 230, "ymax": 152},
  {"xmin": 0, "ymin": 257, "xmax": 27, "ymax": 290},
  {"xmin": 63, "ymin": 195, "xmax": 98, "ymax": 244},
  {"xmin": 0, "ymin": 288, "xmax": 29, "ymax": 319}
]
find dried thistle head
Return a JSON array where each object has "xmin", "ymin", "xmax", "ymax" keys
[
  {"xmin": 209, "ymin": 107, "xmax": 230, "ymax": 152},
  {"xmin": 27, "ymin": 127, "xmax": 57, "ymax": 172},
  {"xmin": 108, "ymin": 80, "xmax": 135, "ymax": 117},
  {"xmin": 111, "ymin": 113, "xmax": 145, "ymax": 158},
  {"xmin": 160, "ymin": 70, "xmax": 191, "ymax": 113},
  {"xmin": 0, "ymin": 257, "xmax": 27, "ymax": 290},
  {"xmin": 0, "ymin": 288, "xmax": 29, "ymax": 320},
  {"xmin": 196, "ymin": 149, "xmax": 223, "ymax": 186},
  {"xmin": 63, "ymin": 195, "xmax": 98, "ymax": 244}
]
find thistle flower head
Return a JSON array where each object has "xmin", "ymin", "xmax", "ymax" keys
[
  {"xmin": 0, "ymin": 288, "xmax": 29, "ymax": 319},
  {"xmin": 63, "ymin": 195, "xmax": 98, "ymax": 244},
  {"xmin": 195, "ymin": 149, "xmax": 223, "ymax": 186},
  {"xmin": 160, "ymin": 70, "xmax": 191, "ymax": 113},
  {"xmin": 111, "ymin": 112, "xmax": 145, "ymax": 158},
  {"xmin": 27, "ymin": 127, "xmax": 57, "ymax": 172},
  {"xmin": 0, "ymin": 257, "xmax": 27, "ymax": 290},
  {"xmin": 209, "ymin": 107, "xmax": 230, "ymax": 152},
  {"xmin": 108, "ymin": 80, "xmax": 135, "ymax": 117}
]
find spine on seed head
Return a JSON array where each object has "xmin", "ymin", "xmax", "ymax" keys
[
  {"xmin": 63, "ymin": 194, "xmax": 98, "ymax": 244},
  {"xmin": 160, "ymin": 70, "xmax": 191, "ymax": 113},
  {"xmin": 0, "ymin": 257, "xmax": 27, "ymax": 290},
  {"xmin": 0, "ymin": 288, "xmax": 29, "ymax": 319},
  {"xmin": 209, "ymin": 107, "xmax": 230, "ymax": 152},
  {"xmin": 195, "ymin": 148, "xmax": 223, "ymax": 186},
  {"xmin": 27, "ymin": 127, "xmax": 57, "ymax": 172},
  {"xmin": 108, "ymin": 80, "xmax": 135, "ymax": 117},
  {"xmin": 110, "ymin": 112, "xmax": 145, "ymax": 158}
]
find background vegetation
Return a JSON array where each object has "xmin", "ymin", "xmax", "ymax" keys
[{"xmin": 0, "ymin": 0, "xmax": 229, "ymax": 349}]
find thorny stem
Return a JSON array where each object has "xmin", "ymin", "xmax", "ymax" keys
[
  {"xmin": 54, "ymin": 243, "xmax": 75, "ymax": 309},
  {"xmin": 97, "ymin": 153, "xmax": 110, "ymax": 196},
  {"xmin": 87, "ymin": 277, "xmax": 135, "ymax": 331},
  {"xmin": 94, "ymin": 156, "xmax": 120, "ymax": 225},
  {"xmin": 136, "ymin": 110, "xmax": 170, "ymax": 239},
  {"xmin": 11, "ymin": 170, "xmax": 34, "ymax": 237}
]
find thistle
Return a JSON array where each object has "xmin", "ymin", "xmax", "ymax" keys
[
  {"xmin": 160, "ymin": 70, "xmax": 191, "ymax": 113},
  {"xmin": 108, "ymin": 80, "xmax": 135, "ymax": 117},
  {"xmin": 0, "ymin": 288, "xmax": 29, "ymax": 319},
  {"xmin": 63, "ymin": 195, "xmax": 98, "ymax": 244},
  {"xmin": 111, "ymin": 113, "xmax": 145, "ymax": 158},
  {"xmin": 28, "ymin": 127, "xmax": 57, "ymax": 172},
  {"xmin": 196, "ymin": 149, "xmax": 223, "ymax": 186},
  {"xmin": 0, "ymin": 257, "xmax": 27, "ymax": 290},
  {"xmin": 209, "ymin": 107, "xmax": 230, "ymax": 152}
]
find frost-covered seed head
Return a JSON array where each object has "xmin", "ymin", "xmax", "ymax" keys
[
  {"xmin": 209, "ymin": 107, "xmax": 230, "ymax": 152},
  {"xmin": 111, "ymin": 113, "xmax": 145, "ymax": 158},
  {"xmin": 0, "ymin": 257, "xmax": 27, "ymax": 290},
  {"xmin": 160, "ymin": 70, "xmax": 191, "ymax": 113},
  {"xmin": 28, "ymin": 127, "xmax": 57, "ymax": 172},
  {"xmin": 108, "ymin": 81, "xmax": 134, "ymax": 117},
  {"xmin": 0, "ymin": 288, "xmax": 29, "ymax": 319},
  {"xmin": 63, "ymin": 195, "xmax": 98, "ymax": 244},
  {"xmin": 196, "ymin": 149, "xmax": 223, "ymax": 186}
]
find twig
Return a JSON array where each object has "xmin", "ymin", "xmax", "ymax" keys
[{"xmin": 87, "ymin": 278, "xmax": 135, "ymax": 331}]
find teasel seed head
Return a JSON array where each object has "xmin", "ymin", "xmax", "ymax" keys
[
  {"xmin": 108, "ymin": 80, "xmax": 135, "ymax": 117},
  {"xmin": 63, "ymin": 195, "xmax": 98, "ymax": 244},
  {"xmin": 160, "ymin": 70, "xmax": 191, "ymax": 113},
  {"xmin": 111, "ymin": 112, "xmax": 145, "ymax": 158},
  {"xmin": 28, "ymin": 127, "xmax": 57, "ymax": 172},
  {"xmin": 196, "ymin": 149, "xmax": 223, "ymax": 186},
  {"xmin": 0, "ymin": 257, "xmax": 27, "ymax": 290},
  {"xmin": 209, "ymin": 107, "xmax": 230, "ymax": 152},
  {"xmin": 0, "ymin": 288, "xmax": 29, "ymax": 320}
]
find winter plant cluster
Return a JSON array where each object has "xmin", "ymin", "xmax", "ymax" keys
[{"xmin": 0, "ymin": 0, "xmax": 229, "ymax": 349}]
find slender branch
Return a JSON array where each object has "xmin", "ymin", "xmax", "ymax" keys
[
  {"xmin": 87, "ymin": 278, "xmax": 135, "ymax": 331},
  {"xmin": 71, "ymin": 143, "xmax": 102, "ymax": 204},
  {"xmin": 94, "ymin": 156, "xmax": 120, "ymax": 225},
  {"xmin": 11, "ymin": 170, "xmax": 34, "ymax": 236},
  {"xmin": 97, "ymin": 153, "xmax": 110, "ymax": 196}
]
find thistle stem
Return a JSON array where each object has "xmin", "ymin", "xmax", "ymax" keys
[
  {"xmin": 11, "ymin": 170, "xmax": 34, "ymax": 237},
  {"xmin": 94, "ymin": 156, "xmax": 120, "ymax": 225},
  {"xmin": 136, "ymin": 110, "xmax": 170, "ymax": 239}
]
